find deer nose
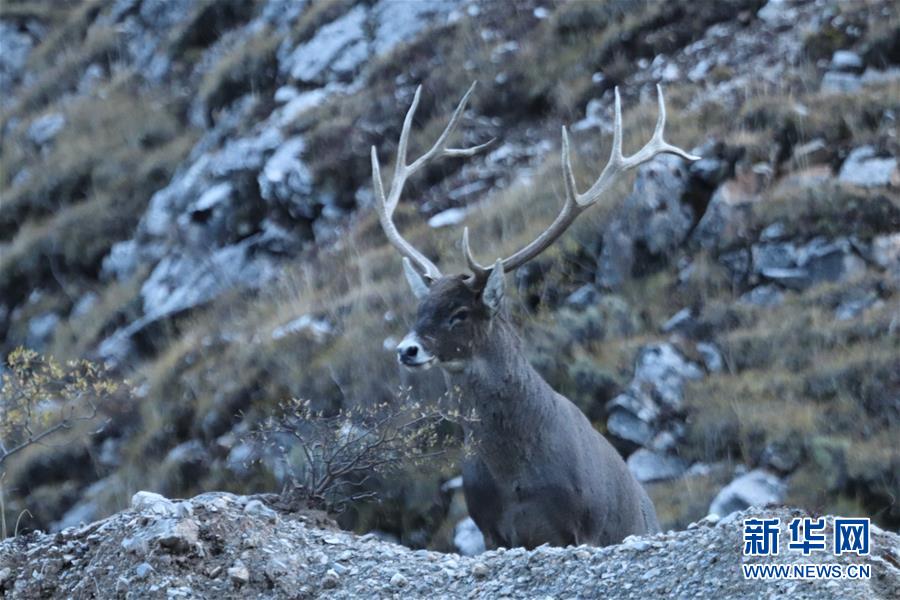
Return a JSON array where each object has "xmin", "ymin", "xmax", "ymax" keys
[{"xmin": 397, "ymin": 336, "xmax": 420, "ymax": 360}]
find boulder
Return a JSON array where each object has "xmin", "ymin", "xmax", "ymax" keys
[
  {"xmin": 627, "ymin": 449, "xmax": 688, "ymax": 483},
  {"xmin": 597, "ymin": 155, "xmax": 693, "ymax": 288},
  {"xmin": 838, "ymin": 146, "xmax": 898, "ymax": 187},
  {"xmin": 708, "ymin": 469, "xmax": 786, "ymax": 518}
]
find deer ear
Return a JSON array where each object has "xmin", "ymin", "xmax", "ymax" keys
[
  {"xmin": 403, "ymin": 258, "xmax": 430, "ymax": 299},
  {"xmin": 482, "ymin": 259, "xmax": 505, "ymax": 314}
]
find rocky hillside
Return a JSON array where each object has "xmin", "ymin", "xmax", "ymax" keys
[
  {"xmin": 1, "ymin": 0, "xmax": 899, "ymax": 553},
  {"xmin": 2, "ymin": 490, "xmax": 899, "ymax": 599}
]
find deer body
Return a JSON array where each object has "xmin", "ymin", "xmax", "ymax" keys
[
  {"xmin": 452, "ymin": 315, "xmax": 658, "ymax": 548},
  {"xmin": 371, "ymin": 82, "xmax": 696, "ymax": 548}
]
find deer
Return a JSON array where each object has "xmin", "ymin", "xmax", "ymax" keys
[{"xmin": 370, "ymin": 82, "xmax": 699, "ymax": 549}]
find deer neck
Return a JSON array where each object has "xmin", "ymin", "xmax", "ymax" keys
[{"xmin": 445, "ymin": 317, "xmax": 557, "ymax": 475}]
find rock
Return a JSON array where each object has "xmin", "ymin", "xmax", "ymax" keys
[
  {"xmin": 696, "ymin": 342, "xmax": 724, "ymax": 373},
  {"xmin": 228, "ymin": 561, "xmax": 250, "ymax": 585},
  {"xmin": 258, "ymin": 136, "xmax": 316, "ymax": 219},
  {"xmin": 821, "ymin": 71, "xmax": 861, "ymax": 93},
  {"xmin": 243, "ymin": 499, "xmax": 278, "ymax": 522},
  {"xmin": 631, "ymin": 343, "xmax": 703, "ymax": 412},
  {"xmin": 26, "ymin": 312, "xmax": 60, "ymax": 350},
  {"xmin": 71, "ymin": 292, "xmax": 99, "ymax": 318},
  {"xmin": 689, "ymin": 157, "xmax": 728, "ymax": 187},
  {"xmin": 739, "ymin": 284, "xmax": 784, "ymax": 307},
  {"xmin": 759, "ymin": 267, "xmax": 809, "ymax": 290},
  {"xmin": 661, "ymin": 308, "xmax": 693, "ymax": 333},
  {"xmin": 282, "ymin": 5, "xmax": 368, "ymax": 84},
  {"xmin": 134, "ymin": 562, "xmax": 154, "ymax": 580},
  {"xmin": 471, "ymin": 562, "xmax": 489, "ymax": 579},
  {"xmin": 564, "ymin": 284, "xmax": 599, "ymax": 309},
  {"xmin": 790, "ymin": 138, "xmax": 829, "ymax": 168},
  {"xmin": 798, "ymin": 237, "xmax": 866, "ymax": 286},
  {"xmin": 322, "ymin": 568, "xmax": 340, "ymax": 589},
  {"xmin": 371, "ymin": 0, "xmax": 457, "ymax": 56},
  {"xmin": 389, "ymin": 572, "xmax": 408, "ymax": 588},
  {"xmin": 131, "ymin": 491, "xmax": 183, "ymax": 518},
  {"xmin": 428, "ymin": 207, "xmax": 468, "ymax": 228},
  {"xmin": 598, "ymin": 155, "xmax": 693, "ymax": 288},
  {"xmin": 0, "ymin": 21, "xmax": 36, "ymax": 95},
  {"xmin": 557, "ymin": 295, "xmax": 640, "ymax": 343},
  {"xmin": 708, "ymin": 469, "xmax": 786, "ymax": 518},
  {"xmin": 101, "ymin": 239, "xmax": 140, "ymax": 282},
  {"xmin": 627, "ymin": 449, "xmax": 688, "ymax": 483},
  {"xmin": 871, "ymin": 233, "xmax": 900, "ymax": 270},
  {"xmin": 453, "ymin": 517, "xmax": 485, "ymax": 556},
  {"xmin": 692, "ymin": 178, "xmax": 759, "ymax": 250},
  {"xmin": 838, "ymin": 146, "xmax": 898, "ymax": 187},
  {"xmin": 829, "ymin": 50, "xmax": 863, "ymax": 73},
  {"xmin": 751, "ymin": 241, "xmax": 798, "ymax": 274},
  {"xmin": 3, "ymin": 489, "xmax": 898, "ymax": 599},
  {"xmin": 271, "ymin": 314, "xmax": 332, "ymax": 342},
  {"xmin": 607, "ymin": 409, "xmax": 654, "ymax": 447},
  {"xmin": 27, "ymin": 113, "xmax": 66, "ymax": 146}
]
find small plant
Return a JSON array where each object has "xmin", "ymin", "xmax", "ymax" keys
[
  {"xmin": 1, "ymin": 348, "xmax": 118, "ymax": 537},
  {"xmin": 253, "ymin": 393, "xmax": 454, "ymax": 514}
]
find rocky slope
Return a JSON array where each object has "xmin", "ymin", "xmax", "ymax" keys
[
  {"xmin": 1, "ymin": 0, "xmax": 899, "ymax": 553},
  {"xmin": 2, "ymin": 490, "xmax": 898, "ymax": 599}
]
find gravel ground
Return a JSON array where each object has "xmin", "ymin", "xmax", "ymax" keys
[{"xmin": 1, "ymin": 491, "xmax": 897, "ymax": 599}]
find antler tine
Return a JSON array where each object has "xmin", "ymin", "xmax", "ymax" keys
[
  {"xmin": 462, "ymin": 226, "xmax": 488, "ymax": 280},
  {"xmin": 373, "ymin": 82, "xmax": 492, "ymax": 281},
  {"xmin": 466, "ymin": 84, "xmax": 698, "ymax": 280}
]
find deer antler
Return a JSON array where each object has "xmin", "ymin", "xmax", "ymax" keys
[
  {"xmin": 463, "ymin": 84, "xmax": 700, "ymax": 283},
  {"xmin": 372, "ymin": 82, "xmax": 494, "ymax": 281}
]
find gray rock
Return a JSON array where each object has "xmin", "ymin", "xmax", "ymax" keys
[
  {"xmin": 134, "ymin": 562, "xmax": 155, "ymax": 580},
  {"xmin": 607, "ymin": 409, "xmax": 654, "ymax": 447},
  {"xmin": 696, "ymin": 342, "xmax": 724, "ymax": 373},
  {"xmin": 693, "ymin": 179, "xmax": 759, "ymax": 251},
  {"xmin": 371, "ymin": 0, "xmax": 458, "ymax": 56},
  {"xmin": 428, "ymin": 207, "xmax": 468, "ymax": 229},
  {"xmin": 26, "ymin": 312, "xmax": 60, "ymax": 349},
  {"xmin": 627, "ymin": 449, "xmax": 687, "ymax": 483},
  {"xmin": 258, "ymin": 136, "xmax": 316, "ymax": 218},
  {"xmin": 453, "ymin": 517, "xmax": 486, "ymax": 556},
  {"xmin": 131, "ymin": 491, "xmax": 183, "ymax": 518},
  {"xmin": 244, "ymin": 499, "xmax": 278, "ymax": 522},
  {"xmin": 390, "ymin": 572, "xmax": 408, "ymax": 588},
  {"xmin": 101, "ymin": 239, "xmax": 140, "ymax": 282},
  {"xmin": 228, "ymin": 560, "xmax": 250, "ymax": 585},
  {"xmin": 739, "ymin": 284, "xmax": 784, "ymax": 307},
  {"xmin": 790, "ymin": 138, "xmax": 828, "ymax": 168},
  {"xmin": 282, "ymin": 5, "xmax": 368, "ymax": 84},
  {"xmin": 830, "ymin": 50, "xmax": 863, "ymax": 73},
  {"xmin": 564, "ymin": 284, "xmax": 599, "ymax": 309},
  {"xmin": 760, "ymin": 266, "xmax": 809, "ymax": 290},
  {"xmin": 822, "ymin": 71, "xmax": 862, "ymax": 93},
  {"xmin": 708, "ymin": 469, "xmax": 786, "ymax": 518},
  {"xmin": 838, "ymin": 146, "xmax": 898, "ymax": 187},
  {"xmin": 751, "ymin": 242, "xmax": 798, "ymax": 274},
  {"xmin": 631, "ymin": 343, "xmax": 703, "ymax": 412},
  {"xmin": 71, "ymin": 292, "xmax": 99, "ymax": 319},
  {"xmin": 27, "ymin": 113, "xmax": 66, "ymax": 146},
  {"xmin": 661, "ymin": 308, "xmax": 693, "ymax": 333},
  {"xmin": 0, "ymin": 21, "xmax": 35, "ymax": 95},
  {"xmin": 598, "ymin": 155, "xmax": 693, "ymax": 288},
  {"xmin": 271, "ymin": 314, "xmax": 332, "ymax": 342}
]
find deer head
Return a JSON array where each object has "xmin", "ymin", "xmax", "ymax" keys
[{"xmin": 372, "ymin": 82, "xmax": 698, "ymax": 372}]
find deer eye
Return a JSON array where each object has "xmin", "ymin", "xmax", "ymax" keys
[{"xmin": 448, "ymin": 307, "xmax": 470, "ymax": 327}]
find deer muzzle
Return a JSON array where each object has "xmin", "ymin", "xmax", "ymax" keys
[{"xmin": 396, "ymin": 332, "xmax": 435, "ymax": 369}]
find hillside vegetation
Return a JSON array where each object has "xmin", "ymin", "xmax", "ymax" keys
[{"xmin": 0, "ymin": 0, "xmax": 898, "ymax": 552}]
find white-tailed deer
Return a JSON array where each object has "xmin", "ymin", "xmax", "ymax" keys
[{"xmin": 372, "ymin": 82, "xmax": 699, "ymax": 549}]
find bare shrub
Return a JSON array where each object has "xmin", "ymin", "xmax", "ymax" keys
[{"xmin": 252, "ymin": 392, "xmax": 456, "ymax": 513}]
